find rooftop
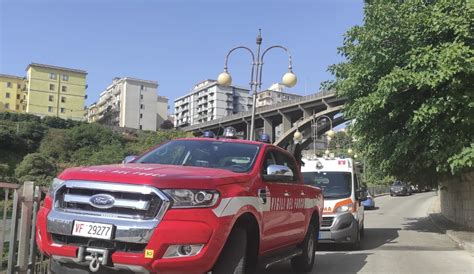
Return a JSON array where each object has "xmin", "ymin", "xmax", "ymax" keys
[
  {"xmin": 26, "ymin": 63, "xmax": 88, "ymax": 74},
  {"xmin": 0, "ymin": 74, "xmax": 24, "ymax": 80}
]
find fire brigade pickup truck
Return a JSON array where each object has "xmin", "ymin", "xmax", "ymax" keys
[{"xmin": 36, "ymin": 136, "xmax": 323, "ymax": 274}]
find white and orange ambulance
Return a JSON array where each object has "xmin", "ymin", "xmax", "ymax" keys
[{"xmin": 301, "ymin": 156, "xmax": 366, "ymax": 249}]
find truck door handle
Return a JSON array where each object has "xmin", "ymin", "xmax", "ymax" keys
[
  {"xmin": 284, "ymin": 191, "xmax": 290, "ymax": 197},
  {"xmin": 258, "ymin": 188, "xmax": 269, "ymax": 204}
]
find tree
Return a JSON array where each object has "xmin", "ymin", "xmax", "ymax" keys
[
  {"xmin": 14, "ymin": 153, "xmax": 57, "ymax": 186},
  {"xmin": 160, "ymin": 120, "xmax": 175, "ymax": 130},
  {"xmin": 325, "ymin": 0, "xmax": 473, "ymax": 184}
]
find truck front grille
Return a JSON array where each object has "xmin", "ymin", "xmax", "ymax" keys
[{"xmin": 54, "ymin": 181, "xmax": 168, "ymax": 220}]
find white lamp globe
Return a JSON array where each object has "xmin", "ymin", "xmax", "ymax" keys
[
  {"xmin": 347, "ymin": 148, "xmax": 353, "ymax": 155},
  {"xmin": 282, "ymin": 72, "xmax": 297, "ymax": 87},
  {"xmin": 293, "ymin": 130, "xmax": 303, "ymax": 143},
  {"xmin": 327, "ymin": 129, "xmax": 336, "ymax": 138},
  {"xmin": 217, "ymin": 72, "xmax": 232, "ymax": 86}
]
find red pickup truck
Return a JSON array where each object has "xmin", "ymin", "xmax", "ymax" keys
[{"xmin": 36, "ymin": 137, "xmax": 323, "ymax": 274}]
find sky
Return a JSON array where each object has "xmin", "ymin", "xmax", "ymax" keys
[{"xmin": 0, "ymin": 0, "xmax": 364, "ymax": 111}]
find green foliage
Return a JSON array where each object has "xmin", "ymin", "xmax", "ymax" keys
[
  {"xmin": 0, "ymin": 112, "xmax": 187, "ymax": 185},
  {"xmin": 325, "ymin": 0, "xmax": 474, "ymax": 182},
  {"xmin": 14, "ymin": 153, "xmax": 57, "ymax": 186},
  {"xmin": 126, "ymin": 130, "xmax": 186, "ymax": 155},
  {"xmin": 39, "ymin": 129, "xmax": 69, "ymax": 162}
]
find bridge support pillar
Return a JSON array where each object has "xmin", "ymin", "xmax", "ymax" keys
[
  {"xmin": 279, "ymin": 111, "xmax": 292, "ymax": 134},
  {"xmin": 299, "ymin": 105, "xmax": 312, "ymax": 119},
  {"xmin": 261, "ymin": 116, "xmax": 274, "ymax": 143}
]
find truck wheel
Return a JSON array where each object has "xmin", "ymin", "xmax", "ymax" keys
[
  {"xmin": 291, "ymin": 222, "xmax": 317, "ymax": 273},
  {"xmin": 213, "ymin": 227, "xmax": 247, "ymax": 274}
]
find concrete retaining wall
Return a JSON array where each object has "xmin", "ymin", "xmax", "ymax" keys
[{"xmin": 439, "ymin": 171, "xmax": 474, "ymax": 230}]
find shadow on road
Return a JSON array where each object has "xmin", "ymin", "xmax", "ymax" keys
[
  {"xmin": 402, "ymin": 216, "xmax": 443, "ymax": 234},
  {"xmin": 263, "ymin": 252, "xmax": 372, "ymax": 274}
]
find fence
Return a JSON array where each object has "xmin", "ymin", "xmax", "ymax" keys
[
  {"xmin": 0, "ymin": 182, "xmax": 48, "ymax": 274},
  {"xmin": 367, "ymin": 185, "xmax": 391, "ymax": 197}
]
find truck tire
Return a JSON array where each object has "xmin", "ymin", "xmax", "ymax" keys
[
  {"xmin": 213, "ymin": 227, "xmax": 247, "ymax": 274},
  {"xmin": 291, "ymin": 222, "xmax": 317, "ymax": 273}
]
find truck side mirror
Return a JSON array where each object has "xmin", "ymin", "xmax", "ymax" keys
[
  {"xmin": 263, "ymin": 165, "xmax": 294, "ymax": 182},
  {"xmin": 123, "ymin": 155, "xmax": 138, "ymax": 164},
  {"xmin": 356, "ymin": 188, "xmax": 368, "ymax": 201}
]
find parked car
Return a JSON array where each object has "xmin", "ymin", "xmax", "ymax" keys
[
  {"xmin": 36, "ymin": 132, "xmax": 324, "ymax": 274},
  {"xmin": 390, "ymin": 181, "xmax": 412, "ymax": 196},
  {"xmin": 361, "ymin": 190, "xmax": 375, "ymax": 209}
]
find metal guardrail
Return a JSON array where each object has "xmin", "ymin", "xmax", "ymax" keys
[
  {"xmin": 368, "ymin": 186, "xmax": 391, "ymax": 197},
  {"xmin": 1, "ymin": 182, "xmax": 48, "ymax": 274},
  {"xmin": 183, "ymin": 90, "xmax": 337, "ymax": 131}
]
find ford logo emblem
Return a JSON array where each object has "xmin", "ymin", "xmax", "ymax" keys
[{"xmin": 89, "ymin": 194, "xmax": 115, "ymax": 209}]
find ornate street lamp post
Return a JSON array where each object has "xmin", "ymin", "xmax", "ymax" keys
[{"xmin": 217, "ymin": 30, "xmax": 297, "ymax": 140}]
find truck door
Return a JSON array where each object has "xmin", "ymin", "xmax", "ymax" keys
[
  {"xmin": 258, "ymin": 149, "xmax": 295, "ymax": 252},
  {"xmin": 272, "ymin": 149, "xmax": 306, "ymax": 243},
  {"xmin": 353, "ymin": 173, "xmax": 364, "ymax": 226}
]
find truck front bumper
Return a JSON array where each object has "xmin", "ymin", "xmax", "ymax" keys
[
  {"xmin": 318, "ymin": 212, "xmax": 358, "ymax": 244},
  {"xmin": 37, "ymin": 206, "xmax": 232, "ymax": 274}
]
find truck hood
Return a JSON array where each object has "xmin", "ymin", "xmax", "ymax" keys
[{"xmin": 58, "ymin": 163, "xmax": 252, "ymax": 189}]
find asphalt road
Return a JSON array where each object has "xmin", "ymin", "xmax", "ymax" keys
[{"xmin": 265, "ymin": 192, "xmax": 474, "ymax": 274}]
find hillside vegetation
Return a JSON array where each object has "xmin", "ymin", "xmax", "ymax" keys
[{"xmin": 0, "ymin": 112, "xmax": 185, "ymax": 186}]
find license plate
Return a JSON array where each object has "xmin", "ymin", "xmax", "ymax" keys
[{"xmin": 72, "ymin": 221, "xmax": 113, "ymax": 240}]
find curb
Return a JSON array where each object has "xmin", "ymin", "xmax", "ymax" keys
[{"xmin": 428, "ymin": 198, "xmax": 474, "ymax": 253}]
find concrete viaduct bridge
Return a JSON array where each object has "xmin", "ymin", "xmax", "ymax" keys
[{"xmin": 182, "ymin": 90, "xmax": 348, "ymax": 149}]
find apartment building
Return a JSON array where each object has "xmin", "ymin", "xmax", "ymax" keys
[
  {"xmin": 25, "ymin": 63, "xmax": 87, "ymax": 121},
  {"xmin": 0, "ymin": 74, "xmax": 27, "ymax": 113},
  {"xmin": 174, "ymin": 80, "xmax": 251, "ymax": 127},
  {"xmin": 256, "ymin": 83, "xmax": 302, "ymax": 107},
  {"xmin": 93, "ymin": 77, "xmax": 168, "ymax": 131}
]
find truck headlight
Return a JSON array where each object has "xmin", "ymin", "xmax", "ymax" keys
[
  {"xmin": 163, "ymin": 189, "xmax": 219, "ymax": 208},
  {"xmin": 335, "ymin": 203, "xmax": 353, "ymax": 213},
  {"xmin": 47, "ymin": 178, "xmax": 65, "ymax": 196}
]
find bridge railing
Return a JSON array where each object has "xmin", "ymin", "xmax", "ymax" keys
[{"xmin": 183, "ymin": 90, "xmax": 337, "ymax": 131}]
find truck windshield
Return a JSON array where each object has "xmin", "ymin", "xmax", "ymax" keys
[
  {"xmin": 136, "ymin": 140, "xmax": 260, "ymax": 173},
  {"xmin": 302, "ymin": 171, "xmax": 352, "ymax": 199}
]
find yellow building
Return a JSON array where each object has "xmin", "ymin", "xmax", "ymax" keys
[
  {"xmin": 25, "ymin": 63, "xmax": 87, "ymax": 121},
  {"xmin": 0, "ymin": 74, "xmax": 27, "ymax": 113}
]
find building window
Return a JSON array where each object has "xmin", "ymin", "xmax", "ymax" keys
[
  {"xmin": 140, "ymin": 104, "xmax": 144, "ymax": 109},
  {"xmin": 23, "ymin": 105, "xmax": 26, "ymax": 110},
  {"xmin": 6, "ymin": 92, "xmax": 10, "ymax": 98},
  {"xmin": 16, "ymin": 105, "xmax": 19, "ymax": 110},
  {"xmin": 62, "ymin": 74, "xmax": 69, "ymax": 81},
  {"xmin": 50, "ymin": 73, "xmax": 57, "ymax": 80},
  {"xmin": 140, "ymin": 94, "xmax": 143, "ymax": 100},
  {"xmin": 50, "ymin": 84, "xmax": 55, "ymax": 91},
  {"xmin": 17, "ymin": 84, "xmax": 21, "ymax": 89},
  {"xmin": 49, "ymin": 95, "xmax": 54, "ymax": 102},
  {"xmin": 4, "ymin": 103, "xmax": 9, "ymax": 109},
  {"xmin": 16, "ymin": 94, "xmax": 20, "ymax": 99},
  {"xmin": 140, "ymin": 113, "xmax": 143, "ymax": 118},
  {"xmin": 60, "ymin": 108, "xmax": 65, "ymax": 113},
  {"xmin": 61, "ymin": 96, "xmax": 66, "ymax": 103},
  {"xmin": 48, "ymin": 106, "xmax": 53, "ymax": 112},
  {"xmin": 140, "ymin": 85, "xmax": 144, "ymax": 90},
  {"xmin": 6, "ymin": 82, "xmax": 12, "ymax": 88},
  {"xmin": 62, "ymin": 86, "xmax": 67, "ymax": 92}
]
